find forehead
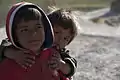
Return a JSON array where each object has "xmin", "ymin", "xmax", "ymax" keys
[
  {"xmin": 53, "ymin": 24, "xmax": 71, "ymax": 32},
  {"xmin": 16, "ymin": 19, "xmax": 42, "ymax": 29}
]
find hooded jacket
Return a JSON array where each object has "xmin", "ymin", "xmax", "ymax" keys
[{"xmin": 0, "ymin": 2, "xmax": 61, "ymax": 80}]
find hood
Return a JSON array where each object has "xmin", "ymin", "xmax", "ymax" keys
[{"xmin": 6, "ymin": 2, "xmax": 54, "ymax": 50}]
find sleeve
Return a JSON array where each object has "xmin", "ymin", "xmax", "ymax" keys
[
  {"xmin": 60, "ymin": 48, "xmax": 77, "ymax": 77},
  {"xmin": 0, "ymin": 38, "xmax": 12, "ymax": 62}
]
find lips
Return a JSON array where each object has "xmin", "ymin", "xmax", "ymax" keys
[{"xmin": 28, "ymin": 40, "xmax": 41, "ymax": 44}]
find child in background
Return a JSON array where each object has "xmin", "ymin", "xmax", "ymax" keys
[{"xmin": 48, "ymin": 9, "xmax": 77, "ymax": 78}]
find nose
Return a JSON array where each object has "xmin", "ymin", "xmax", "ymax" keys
[
  {"xmin": 30, "ymin": 28, "xmax": 37, "ymax": 36},
  {"xmin": 32, "ymin": 31, "xmax": 37, "ymax": 36}
]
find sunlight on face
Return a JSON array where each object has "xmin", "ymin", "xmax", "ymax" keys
[{"xmin": 53, "ymin": 24, "xmax": 72, "ymax": 48}]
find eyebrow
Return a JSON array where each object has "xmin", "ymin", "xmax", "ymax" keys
[
  {"xmin": 36, "ymin": 23, "xmax": 42, "ymax": 25},
  {"xmin": 65, "ymin": 36, "xmax": 71, "ymax": 39},
  {"xmin": 17, "ymin": 22, "xmax": 43, "ymax": 29},
  {"xmin": 17, "ymin": 25, "xmax": 28, "ymax": 30}
]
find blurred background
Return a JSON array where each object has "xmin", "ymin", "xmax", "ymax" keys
[
  {"xmin": 1, "ymin": 1, "xmax": 120, "ymax": 80},
  {"xmin": 0, "ymin": 0, "xmax": 113, "ymax": 27}
]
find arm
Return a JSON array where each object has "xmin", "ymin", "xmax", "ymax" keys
[
  {"xmin": 59, "ymin": 48, "xmax": 77, "ymax": 77},
  {"xmin": 0, "ymin": 38, "xmax": 35, "ymax": 69},
  {"xmin": 0, "ymin": 38, "xmax": 12, "ymax": 62}
]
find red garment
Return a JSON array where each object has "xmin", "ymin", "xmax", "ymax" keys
[
  {"xmin": 0, "ymin": 49, "xmax": 60, "ymax": 80},
  {"xmin": 58, "ymin": 71, "xmax": 70, "ymax": 80}
]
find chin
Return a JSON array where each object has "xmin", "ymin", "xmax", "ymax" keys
[
  {"xmin": 25, "ymin": 46, "xmax": 41, "ymax": 52},
  {"xmin": 29, "ymin": 47, "xmax": 40, "ymax": 52}
]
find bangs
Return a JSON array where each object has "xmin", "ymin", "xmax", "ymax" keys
[{"xmin": 14, "ymin": 6, "xmax": 42, "ymax": 25}]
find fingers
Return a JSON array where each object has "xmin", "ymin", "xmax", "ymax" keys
[
  {"xmin": 52, "ymin": 53, "xmax": 59, "ymax": 58},
  {"xmin": 24, "ymin": 54, "xmax": 35, "ymax": 60},
  {"xmin": 49, "ymin": 63, "xmax": 58, "ymax": 70},
  {"xmin": 48, "ymin": 55, "xmax": 61, "ymax": 70},
  {"xmin": 23, "ymin": 61, "xmax": 32, "ymax": 68},
  {"xmin": 18, "ymin": 63, "xmax": 27, "ymax": 69},
  {"xmin": 51, "ymin": 51, "xmax": 61, "ymax": 59},
  {"xmin": 16, "ymin": 52, "xmax": 36, "ymax": 69},
  {"xmin": 18, "ymin": 58, "xmax": 35, "ymax": 69},
  {"xmin": 25, "ymin": 58, "xmax": 35, "ymax": 64},
  {"xmin": 48, "ymin": 49, "xmax": 62, "ymax": 70},
  {"xmin": 48, "ymin": 59, "xmax": 59, "ymax": 70},
  {"xmin": 19, "ymin": 63, "xmax": 30, "ymax": 69}
]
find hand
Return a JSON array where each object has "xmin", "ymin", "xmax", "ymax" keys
[
  {"xmin": 16, "ymin": 51, "xmax": 35, "ymax": 69},
  {"xmin": 48, "ymin": 49, "xmax": 62, "ymax": 70},
  {"xmin": 48, "ymin": 49, "xmax": 71, "ymax": 74},
  {"xmin": 4, "ymin": 48, "xmax": 35, "ymax": 69}
]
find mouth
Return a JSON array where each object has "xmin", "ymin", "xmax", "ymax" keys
[{"xmin": 28, "ymin": 40, "xmax": 41, "ymax": 44}]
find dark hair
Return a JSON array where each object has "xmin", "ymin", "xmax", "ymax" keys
[
  {"xmin": 13, "ymin": 6, "xmax": 41, "ymax": 25},
  {"xmin": 48, "ymin": 9, "xmax": 77, "ymax": 45},
  {"xmin": 12, "ymin": 6, "xmax": 42, "ymax": 47}
]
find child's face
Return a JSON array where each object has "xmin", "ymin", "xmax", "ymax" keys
[
  {"xmin": 53, "ymin": 24, "xmax": 72, "ymax": 48},
  {"xmin": 15, "ymin": 19, "xmax": 45, "ymax": 52}
]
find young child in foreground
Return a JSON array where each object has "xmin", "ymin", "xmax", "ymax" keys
[
  {"xmin": 0, "ymin": 2, "xmax": 59, "ymax": 80},
  {"xmin": 0, "ymin": 3, "xmax": 78, "ymax": 80}
]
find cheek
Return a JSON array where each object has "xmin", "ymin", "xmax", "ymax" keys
[
  {"xmin": 54, "ymin": 33, "xmax": 61, "ymax": 44},
  {"xmin": 65, "ymin": 40, "xmax": 70, "ymax": 46},
  {"xmin": 17, "ymin": 34, "xmax": 28, "ymax": 46},
  {"xmin": 37, "ymin": 29, "xmax": 45, "ymax": 42},
  {"xmin": 61, "ymin": 36, "xmax": 71, "ymax": 46},
  {"xmin": 54, "ymin": 35, "xmax": 59, "ymax": 41},
  {"xmin": 16, "ymin": 31, "xmax": 31, "ymax": 47}
]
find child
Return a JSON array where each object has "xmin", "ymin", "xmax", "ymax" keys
[
  {"xmin": 48, "ymin": 9, "xmax": 77, "ymax": 78},
  {"xmin": 0, "ymin": 2, "xmax": 60, "ymax": 80},
  {"xmin": 0, "ymin": 7, "xmax": 77, "ymax": 79}
]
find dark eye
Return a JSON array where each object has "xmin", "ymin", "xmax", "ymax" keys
[
  {"xmin": 37, "ymin": 25, "xmax": 42, "ymax": 28},
  {"xmin": 64, "ymin": 37, "xmax": 68, "ymax": 40},
  {"xmin": 55, "ymin": 31, "xmax": 60, "ymax": 34},
  {"xmin": 64, "ymin": 36, "xmax": 70, "ymax": 41},
  {"xmin": 20, "ymin": 28, "xmax": 28, "ymax": 32}
]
